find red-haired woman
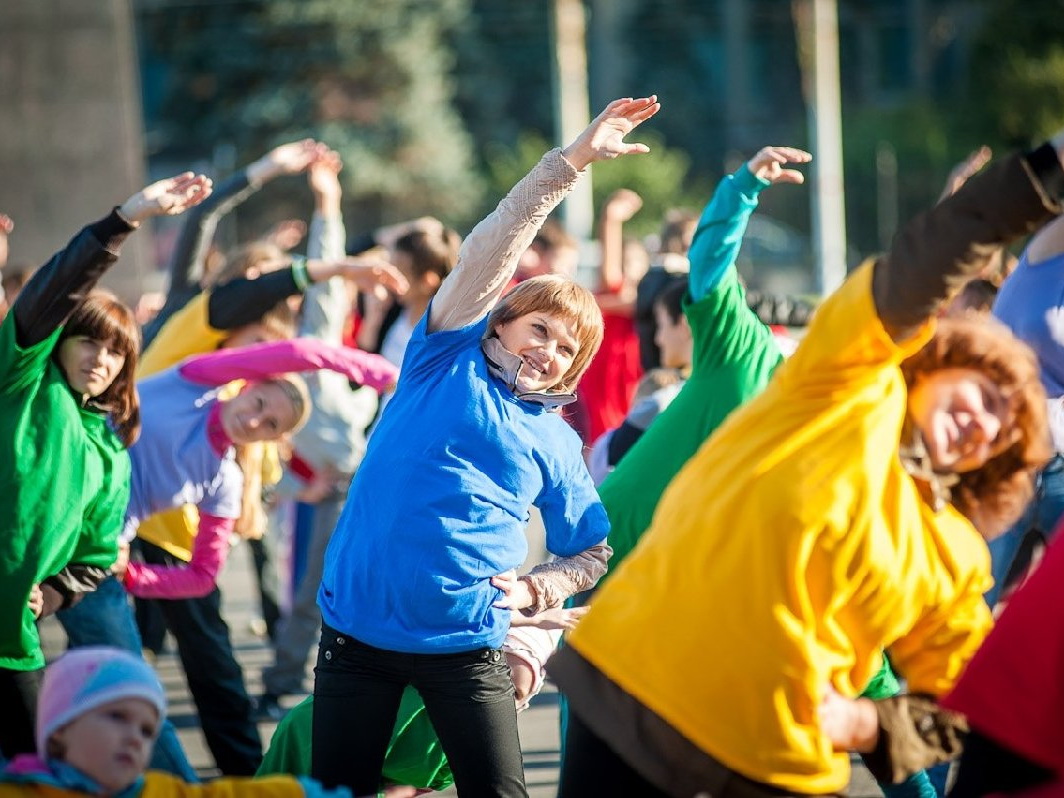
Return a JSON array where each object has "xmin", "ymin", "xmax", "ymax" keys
[
  {"xmin": 551, "ymin": 134, "xmax": 1064, "ymax": 797},
  {"xmin": 0, "ymin": 173, "xmax": 212, "ymax": 760}
]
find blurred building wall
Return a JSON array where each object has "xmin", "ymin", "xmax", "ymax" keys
[{"xmin": 0, "ymin": 0, "xmax": 151, "ymax": 303}]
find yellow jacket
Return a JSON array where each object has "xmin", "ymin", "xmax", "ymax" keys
[{"xmin": 568, "ymin": 262, "xmax": 993, "ymax": 793}]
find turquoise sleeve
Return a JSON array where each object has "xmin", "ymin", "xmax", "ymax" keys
[
  {"xmin": 296, "ymin": 776, "xmax": 353, "ymax": 798},
  {"xmin": 688, "ymin": 165, "xmax": 769, "ymax": 302}
]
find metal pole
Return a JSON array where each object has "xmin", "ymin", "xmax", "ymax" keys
[{"xmin": 550, "ymin": 0, "xmax": 594, "ymax": 244}]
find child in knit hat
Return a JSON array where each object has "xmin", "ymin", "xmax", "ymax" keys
[{"xmin": 0, "ymin": 647, "xmax": 413, "ymax": 798}]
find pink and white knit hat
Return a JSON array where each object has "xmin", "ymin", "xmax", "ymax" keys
[{"xmin": 36, "ymin": 647, "xmax": 166, "ymax": 756}]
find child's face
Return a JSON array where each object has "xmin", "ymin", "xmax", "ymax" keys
[
  {"xmin": 653, "ymin": 302, "xmax": 692, "ymax": 370},
  {"xmin": 57, "ymin": 335, "xmax": 126, "ymax": 398},
  {"xmin": 51, "ymin": 697, "xmax": 159, "ymax": 794},
  {"xmin": 494, "ymin": 311, "xmax": 580, "ymax": 394}
]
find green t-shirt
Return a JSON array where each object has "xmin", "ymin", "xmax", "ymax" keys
[
  {"xmin": 597, "ymin": 269, "xmax": 782, "ymax": 575},
  {"xmin": 258, "ymin": 692, "xmax": 454, "ymax": 792},
  {"xmin": 0, "ymin": 314, "xmax": 130, "ymax": 670}
]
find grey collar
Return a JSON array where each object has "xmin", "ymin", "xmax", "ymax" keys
[{"xmin": 481, "ymin": 336, "xmax": 577, "ymax": 410}]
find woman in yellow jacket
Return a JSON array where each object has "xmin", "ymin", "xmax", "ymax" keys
[{"xmin": 550, "ymin": 136, "xmax": 1064, "ymax": 797}]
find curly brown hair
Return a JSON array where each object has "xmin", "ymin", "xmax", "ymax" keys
[{"xmin": 901, "ymin": 316, "xmax": 1051, "ymax": 534}]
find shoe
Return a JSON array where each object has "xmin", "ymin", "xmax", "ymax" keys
[{"xmin": 252, "ymin": 693, "xmax": 287, "ymax": 723}]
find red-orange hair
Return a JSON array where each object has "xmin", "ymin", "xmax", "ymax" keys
[{"xmin": 901, "ymin": 316, "xmax": 1051, "ymax": 534}]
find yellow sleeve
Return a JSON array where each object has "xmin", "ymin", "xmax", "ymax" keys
[
  {"xmin": 887, "ymin": 573, "xmax": 993, "ymax": 696},
  {"xmin": 137, "ymin": 293, "xmax": 227, "ymax": 379},
  {"xmin": 776, "ymin": 261, "xmax": 934, "ymax": 393}
]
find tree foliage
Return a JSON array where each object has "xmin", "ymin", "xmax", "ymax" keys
[
  {"xmin": 137, "ymin": 0, "xmax": 484, "ymax": 231},
  {"xmin": 968, "ymin": 0, "xmax": 1064, "ymax": 147}
]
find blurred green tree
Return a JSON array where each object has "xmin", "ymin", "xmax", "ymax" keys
[
  {"xmin": 137, "ymin": 0, "xmax": 484, "ymax": 233},
  {"xmin": 968, "ymin": 0, "xmax": 1064, "ymax": 147}
]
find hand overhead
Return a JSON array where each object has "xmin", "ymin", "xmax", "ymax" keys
[
  {"xmin": 119, "ymin": 172, "xmax": 214, "ymax": 224},
  {"xmin": 746, "ymin": 147, "xmax": 812, "ymax": 185},
  {"xmin": 562, "ymin": 95, "xmax": 661, "ymax": 171}
]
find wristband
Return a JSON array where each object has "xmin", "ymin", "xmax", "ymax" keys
[{"xmin": 291, "ymin": 255, "xmax": 310, "ymax": 292}]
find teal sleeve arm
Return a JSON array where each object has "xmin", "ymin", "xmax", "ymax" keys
[
  {"xmin": 688, "ymin": 166, "xmax": 769, "ymax": 302},
  {"xmin": 296, "ymin": 776, "xmax": 353, "ymax": 798}
]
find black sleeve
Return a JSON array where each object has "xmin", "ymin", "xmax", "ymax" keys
[
  {"xmin": 347, "ymin": 231, "xmax": 379, "ymax": 256},
  {"xmin": 206, "ymin": 267, "xmax": 301, "ymax": 330},
  {"xmin": 43, "ymin": 563, "xmax": 112, "ymax": 609},
  {"xmin": 607, "ymin": 421, "xmax": 645, "ymax": 467},
  {"xmin": 12, "ymin": 208, "xmax": 136, "ymax": 348},
  {"xmin": 872, "ymin": 144, "xmax": 1064, "ymax": 337}
]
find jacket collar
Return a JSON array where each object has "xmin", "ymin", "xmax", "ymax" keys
[
  {"xmin": 898, "ymin": 419, "xmax": 959, "ymax": 512},
  {"xmin": 480, "ymin": 336, "xmax": 577, "ymax": 410}
]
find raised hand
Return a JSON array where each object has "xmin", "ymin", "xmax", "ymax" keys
[
  {"xmin": 939, "ymin": 146, "xmax": 992, "ymax": 202},
  {"xmin": 250, "ymin": 139, "xmax": 327, "ymax": 182},
  {"xmin": 0, "ymin": 213, "xmax": 13, "ymax": 235},
  {"xmin": 308, "ymin": 148, "xmax": 344, "ymax": 216},
  {"xmin": 562, "ymin": 96, "xmax": 661, "ymax": 171},
  {"xmin": 603, "ymin": 189, "xmax": 644, "ymax": 223},
  {"xmin": 119, "ymin": 172, "xmax": 213, "ymax": 223},
  {"xmin": 746, "ymin": 147, "xmax": 812, "ymax": 185}
]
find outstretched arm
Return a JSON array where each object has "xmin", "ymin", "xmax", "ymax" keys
[
  {"xmin": 12, "ymin": 172, "xmax": 212, "ymax": 348},
  {"xmin": 300, "ymin": 148, "xmax": 352, "ymax": 343},
  {"xmin": 178, "ymin": 337, "xmax": 398, "ymax": 391},
  {"xmin": 123, "ymin": 512, "xmax": 234, "ymax": 599},
  {"xmin": 429, "ymin": 96, "xmax": 660, "ymax": 333},
  {"xmin": 689, "ymin": 146, "xmax": 810, "ymax": 302},
  {"xmin": 873, "ymin": 137, "xmax": 1064, "ymax": 340},
  {"xmin": 206, "ymin": 251, "xmax": 406, "ymax": 332}
]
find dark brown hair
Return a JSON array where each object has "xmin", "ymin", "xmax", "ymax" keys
[
  {"xmin": 56, "ymin": 291, "xmax": 142, "ymax": 447},
  {"xmin": 901, "ymin": 316, "xmax": 1051, "ymax": 532}
]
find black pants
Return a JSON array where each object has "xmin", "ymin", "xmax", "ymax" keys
[
  {"xmin": 311, "ymin": 623, "xmax": 527, "ymax": 798},
  {"xmin": 559, "ymin": 708, "xmax": 670, "ymax": 797},
  {"xmin": 0, "ymin": 666, "xmax": 41, "ymax": 759},
  {"xmin": 140, "ymin": 540, "xmax": 263, "ymax": 775}
]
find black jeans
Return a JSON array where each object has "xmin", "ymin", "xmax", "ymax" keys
[
  {"xmin": 139, "ymin": 540, "xmax": 262, "ymax": 775},
  {"xmin": 0, "ymin": 666, "xmax": 41, "ymax": 759},
  {"xmin": 311, "ymin": 623, "xmax": 527, "ymax": 798}
]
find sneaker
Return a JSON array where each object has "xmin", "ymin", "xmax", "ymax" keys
[{"xmin": 252, "ymin": 693, "xmax": 287, "ymax": 722}]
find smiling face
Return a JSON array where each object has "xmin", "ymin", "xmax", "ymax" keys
[
  {"xmin": 57, "ymin": 335, "xmax": 127, "ymax": 399},
  {"xmin": 908, "ymin": 367, "xmax": 1012, "ymax": 473},
  {"xmin": 51, "ymin": 697, "xmax": 159, "ymax": 794},
  {"xmin": 493, "ymin": 312, "xmax": 581, "ymax": 394},
  {"xmin": 219, "ymin": 382, "xmax": 302, "ymax": 444}
]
